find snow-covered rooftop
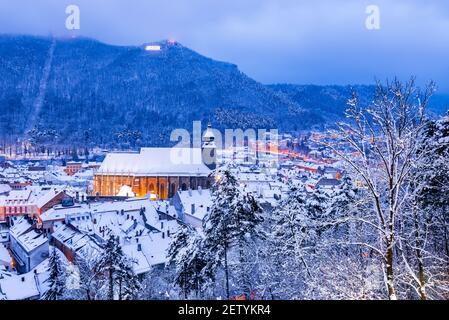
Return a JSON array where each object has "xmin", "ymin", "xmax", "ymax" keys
[
  {"xmin": 96, "ymin": 148, "xmax": 211, "ymax": 176},
  {"xmin": 177, "ymin": 188, "xmax": 212, "ymax": 220},
  {"xmin": 10, "ymin": 217, "xmax": 48, "ymax": 253},
  {"xmin": 0, "ymin": 258, "xmax": 50, "ymax": 300},
  {"xmin": 0, "ymin": 271, "xmax": 40, "ymax": 300}
]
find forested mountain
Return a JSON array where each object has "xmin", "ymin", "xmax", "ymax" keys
[{"xmin": 0, "ymin": 35, "xmax": 447, "ymax": 148}]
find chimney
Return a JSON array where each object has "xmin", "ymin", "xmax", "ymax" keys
[
  {"xmin": 167, "ymin": 230, "xmax": 170, "ymax": 237},
  {"xmin": 191, "ymin": 204, "xmax": 195, "ymax": 215},
  {"xmin": 137, "ymin": 243, "xmax": 142, "ymax": 252},
  {"xmin": 21, "ymin": 276, "xmax": 25, "ymax": 282},
  {"xmin": 162, "ymin": 232, "xmax": 165, "ymax": 239},
  {"xmin": 75, "ymin": 192, "xmax": 79, "ymax": 202},
  {"xmin": 161, "ymin": 222, "xmax": 164, "ymax": 229}
]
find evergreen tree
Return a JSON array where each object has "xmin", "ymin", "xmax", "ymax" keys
[
  {"xmin": 231, "ymin": 190, "xmax": 264, "ymax": 297},
  {"xmin": 202, "ymin": 169, "xmax": 263, "ymax": 299},
  {"xmin": 116, "ymin": 258, "xmax": 141, "ymax": 300},
  {"xmin": 167, "ymin": 226, "xmax": 208, "ymax": 299},
  {"xmin": 268, "ymin": 184, "xmax": 311, "ymax": 299},
  {"xmin": 98, "ymin": 233, "xmax": 126, "ymax": 300},
  {"xmin": 72, "ymin": 250, "xmax": 103, "ymax": 300},
  {"xmin": 303, "ymin": 186, "xmax": 331, "ymax": 238},
  {"xmin": 326, "ymin": 177, "xmax": 359, "ymax": 240},
  {"xmin": 42, "ymin": 248, "xmax": 66, "ymax": 300}
]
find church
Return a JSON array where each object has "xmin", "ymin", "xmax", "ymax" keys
[{"xmin": 93, "ymin": 125, "xmax": 217, "ymax": 200}]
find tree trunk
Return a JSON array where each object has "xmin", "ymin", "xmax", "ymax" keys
[
  {"xmin": 386, "ymin": 240, "xmax": 397, "ymax": 300},
  {"xmin": 108, "ymin": 268, "xmax": 114, "ymax": 300},
  {"xmin": 118, "ymin": 278, "xmax": 123, "ymax": 301},
  {"xmin": 413, "ymin": 205, "xmax": 427, "ymax": 300},
  {"xmin": 224, "ymin": 241, "xmax": 230, "ymax": 300}
]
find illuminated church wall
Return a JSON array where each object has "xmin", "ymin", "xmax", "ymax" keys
[{"xmin": 94, "ymin": 174, "xmax": 212, "ymax": 200}]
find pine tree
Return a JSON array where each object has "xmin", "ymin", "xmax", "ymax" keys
[
  {"xmin": 72, "ymin": 250, "xmax": 103, "ymax": 300},
  {"xmin": 42, "ymin": 248, "xmax": 66, "ymax": 300},
  {"xmin": 116, "ymin": 258, "xmax": 141, "ymax": 300},
  {"xmin": 325, "ymin": 177, "xmax": 359, "ymax": 241},
  {"xmin": 98, "ymin": 233, "xmax": 126, "ymax": 300},
  {"xmin": 231, "ymin": 190, "xmax": 264, "ymax": 297},
  {"xmin": 167, "ymin": 226, "xmax": 208, "ymax": 299},
  {"xmin": 416, "ymin": 113, "xmax": 449, "ymax": 210},
  {"xmin": 202, "ymin": 169, "xmax": 263, "ymax": 299},
  {"xmin": 403, "ymin": 113, "xmax": 449, "ymax": 299},
  {"xmin": 303, "ymin": 186, "xmax": 331, "ymax": 239},
  {"xmin": 268, "ymin": 184, "xmax": 311, "ymax": 299}
]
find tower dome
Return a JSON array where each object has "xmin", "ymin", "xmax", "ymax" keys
[
  {"xmin": 203, "ymin": 123, "xmax": 215, "ymax": 143},
  {"xmin": 202, "ymin": 123, "xmax": 217, "ymax": 170}
]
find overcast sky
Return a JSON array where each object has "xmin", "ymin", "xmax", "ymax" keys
[{"xmin": 1, "ymin": 0, "xmax": 448, "ymax": 92}]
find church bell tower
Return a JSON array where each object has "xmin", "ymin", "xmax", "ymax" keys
[{"xmin": 202, "ymin": 123, "xmax": 217, "ymax": 170}]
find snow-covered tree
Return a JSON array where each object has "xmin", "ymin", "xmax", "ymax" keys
[
  {"xmin": 167, "ymin": 226, "xmax": 208, "ymax": 299},
  {"xmin": 321, "ymin": 78, "xmax": 437, "ymax": 299},
  {"xmin": 263, "ymin": 184, "xmax": 312, "ymax": 299},
  {"xmin": 202, "ymin": 169, "xmax": 264, "ymax": 299},
  {"xmin": 71, "ymin": 249, "xmax": 104, "ymax": 300},
  {"xmin": 398, "ymin": 112, "xmax": 449, "ymax": 300},
  {"xmin": 97, "ymin": 233, "xmax": 140, "ymax": 300},
  {"xmin": 116, "ymin": 258, "xmax": 141, "ymax": 300},
  {"xmin": 42, "ymin": 248, "xmax": 66, "ymax": 300}
]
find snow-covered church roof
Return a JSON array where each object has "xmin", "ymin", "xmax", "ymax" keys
[{"xmin": 96, "ymin": 148, "xmax": 211, "ymax": 177}]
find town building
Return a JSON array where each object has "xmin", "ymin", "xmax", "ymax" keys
[
  {"xmin": 0, "ymin": 186, "xmax": 66, "ymax": 223},
  {"xmin": 9, "ymin": 217, "xmax": 49, "ymax": 273},
  {"xmin": 64, "ymin": 162, "xmax": 82, "ymax": 176},
  {"xmin": 50, "ymin": 198, "xmax": 182, "ymax": 273},
  {"xmin": 173, "ymin": 188, "xmax": 212, "ymax": 228},
  {"xmin": 0, "ymin": 259, "xmax": 49, "ymax": 300}
]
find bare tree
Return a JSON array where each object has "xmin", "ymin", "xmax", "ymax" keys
[{"xmin": 321, "ymin": 78, "xmax": 435, "ymax": 300}]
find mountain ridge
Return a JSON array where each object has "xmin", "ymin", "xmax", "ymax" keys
[{"xmin": 0, "ymin": 35, "xmax": 447, "ymax": 148}]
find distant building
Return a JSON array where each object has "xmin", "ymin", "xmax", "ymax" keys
[
  {"xmin": 8, "ymin": 181, "xmax": 32, "ymax": 191},
  {"xmin": 27, "ymin": 166, "xmax": 47, "ymax": 172},
  {"xmin": 316, "ymin": 178, "xmax": 341, "ymax": 190},
  {"xmin": 0, "ymin": 184, "xmax": 11, "ymax": 196},
  {"xmin": 318, "ymin": 166, "xmax": 343, "ymax": 180},
  {"xmin": 64, "ymin": 162, "xmax": 82, "ymax": 176}
]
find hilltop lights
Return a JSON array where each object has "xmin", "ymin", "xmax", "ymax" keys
[{"xmin": 145, "ymin": 45, "xmax": 161, "ymax": 52}]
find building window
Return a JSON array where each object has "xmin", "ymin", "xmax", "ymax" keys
[
  {"xmin": 149, "ymin": 183, "xmax": 155, "ymax": 192},
  {"xmin": 160, "ymin": 184, "xmax": 165, "ymax": 198},
  {"xmin": 181, "ymin": 183, "xmax": 187, "ymax": 191}
]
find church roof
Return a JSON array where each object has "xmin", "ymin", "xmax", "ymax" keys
[{"xmin": 96, "ymin": 148, "xmax": 211, "ymax": 177}]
